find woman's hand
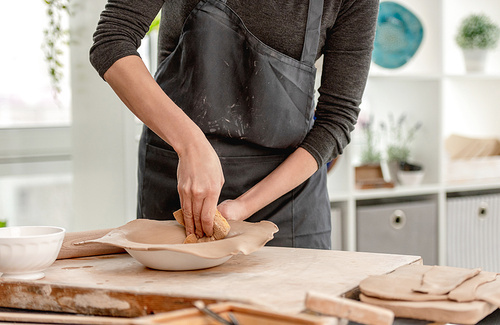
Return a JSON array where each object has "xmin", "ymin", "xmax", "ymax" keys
[
  {"xmin": 217, "ymin": 199, "xmax": 249, "ymax": 222},
  {"xmin": 177, "ymin": 138, "xmax": 224, "ymax": 238}
]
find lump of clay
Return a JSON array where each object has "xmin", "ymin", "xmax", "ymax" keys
[{"xmin": 173, "ymin": 209, "xmax": 230, "ymax": 244}]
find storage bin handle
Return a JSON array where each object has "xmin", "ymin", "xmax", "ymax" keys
[
  {"xmin": 478, "ymin": 202, "xmax": 488, "ymax": 219},
  {"xmin": 390, "ymin": 209, "xmax": 406, "ymax": 230}
]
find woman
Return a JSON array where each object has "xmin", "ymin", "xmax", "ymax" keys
[{"xmin": 90, "ymin": 0, "xmax": 378, "ymax": 249}]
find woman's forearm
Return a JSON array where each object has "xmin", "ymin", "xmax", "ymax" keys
[
  {"xmin": 103, "ymin": 55, "xmax": 225, "ymax": 237},
  {"xmin": 234, "ymin": 147, "xmax": 319, "ymax": 219},
  {"xmin": 103, "ymin": 55, "xmax": 205, "ymax": 154}
]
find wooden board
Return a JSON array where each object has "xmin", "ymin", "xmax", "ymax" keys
[
  {"xmin": 135, "ymin": 302, "xmax": 331, "ymax": 325},
  {"xmin": 0, "ymin": 247, "xmax": 420, "ymax": 317},
  {"xmin": 0, "ymin": 302, "xmax": 331, "ymax": 325}
]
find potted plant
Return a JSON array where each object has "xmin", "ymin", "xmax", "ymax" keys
[
  {"xmin": 355, "ymin": 116, "xmax": 394, "ymax": 189},
  {"xmin": 382, "ymin": 113, "xmax": 423, "ymax": 185},
  {"xmin": 455, "ymin": 13, "xmax": 500, "ymax": 73}
]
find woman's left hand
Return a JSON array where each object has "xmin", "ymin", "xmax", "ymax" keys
[{"xmin": 217, "ymin": 199, "xmax": 249, "ymax": 222}]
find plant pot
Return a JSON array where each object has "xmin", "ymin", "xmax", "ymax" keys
[
  {"xmin": 462, "ymin": 49, "xmax": 488, "ymax": 73},
  {"xmin": 397, "ymin": 170, "xmax": 425, "ymax": 186}
]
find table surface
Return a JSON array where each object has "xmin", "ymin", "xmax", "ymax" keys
[{"xmin": 0, "ymin": 247, "xmax": 421, "ymax": 317}]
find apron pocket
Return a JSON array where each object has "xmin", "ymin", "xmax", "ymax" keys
[
  {"xmin": 218, "ymin": 153, "xmax": 286, "ymax": 201},
  {"xmin": 138, "ymin": 144, "xmax": 180, "ymax": 220}
]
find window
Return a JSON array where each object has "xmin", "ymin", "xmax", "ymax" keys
[
  {"xmin": 0, "ymin": 2, "xmax": 71, "ymax": 128},
  {"xmin": 0, "ymin": 2, "xmax": 72, "ymax": 228}
]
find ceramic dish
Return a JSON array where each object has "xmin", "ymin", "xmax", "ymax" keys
[
  {"xmin": 0, "ymin": 226, "xmax": 65, "ymax": 280},
  {"xmin": 81, "ymin": 219, "xmax": 278, "ymax": 271},
  {"xmin": 372, "ymin": 1, "xmax": 424, "ymax": 69},
  {"xmin": 126, "ymin": 249, "xmax": 232, "ymax": 271}
]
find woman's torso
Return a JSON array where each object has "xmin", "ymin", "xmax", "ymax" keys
[{"xmin": 157, "ymin": 0, "xmax": 341, "ymax": 65}]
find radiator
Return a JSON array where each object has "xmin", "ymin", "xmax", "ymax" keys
[{"xmin": 447, "ymin": 193, "xmax": 500, "ymax": 272}]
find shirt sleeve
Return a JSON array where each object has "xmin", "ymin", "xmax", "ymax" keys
[
  {"xmin": 300, "ymin": 0, "xmax": 379, "ymax": 168},
  {"xmin": 89, "ymin": 0, "xmax": 164, "ymax": 79}
]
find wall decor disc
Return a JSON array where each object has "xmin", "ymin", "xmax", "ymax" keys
[{"xmin": 372, "ymin": 1, "xmax": 424, "ymax": 69}]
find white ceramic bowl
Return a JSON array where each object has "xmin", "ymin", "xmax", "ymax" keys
[
  {"xmin": 397, "ymin": 170, "xmax": 425, "ymax": 186},
  {"xmin": 0, "ymin": 226, "xmax": 65, "ymax": 280}
]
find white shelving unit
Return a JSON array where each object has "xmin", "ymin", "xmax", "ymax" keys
[{"xmin": 326, "ymin": 0, "xmax": 500, "ymax": 266}]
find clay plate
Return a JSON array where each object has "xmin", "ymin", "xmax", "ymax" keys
[{"xmin": 81, "ymin": 219, "xmax": 278, "ymax": 271}]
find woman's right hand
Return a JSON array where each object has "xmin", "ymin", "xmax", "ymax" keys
[{"xmin": 176, "ymin": 138, "xmax": 224, "ymax": 238}]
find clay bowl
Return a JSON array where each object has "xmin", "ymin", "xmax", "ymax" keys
[
  {"xmin": 126, "ymin": 248, "xmax": 233, "ymax": 271},
  {"xmin": 0, "ymin": 226, "xmax": 65, "ymax": 280},
  {"xmin": 83, "ymin": 219, "xmax": 278, "ymax": 271}
]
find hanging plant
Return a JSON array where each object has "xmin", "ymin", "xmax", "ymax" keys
[{"xmin": 43, "ymin": 0, "xmax": 71, "ymax": 100}]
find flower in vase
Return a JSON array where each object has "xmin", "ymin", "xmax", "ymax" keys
[
  {"xmin": 383, "ymin": 113, "xmax": 422, "ymax": 163},
  {"xmin": 359, "ymin": 115, "xmax": 382, "ymax": 165}
]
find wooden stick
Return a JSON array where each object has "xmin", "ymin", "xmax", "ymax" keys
[
  {"xmin": 0, "ymin": 311, "xmax": 133, "ymax": 325},
  {"xmin": 305, "ymin": 291, "xmax": 394, "ymax": 325}
]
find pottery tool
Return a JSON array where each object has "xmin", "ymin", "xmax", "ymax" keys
[
  {"xmin": 305, "ymin": 291, "xmax": 394, "ymax": 325},
  {"xmin": 193, "ymin": 300, "xmax": 239, "ymax": 325}
]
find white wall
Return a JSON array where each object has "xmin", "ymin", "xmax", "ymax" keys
[{"xmin": 69, "ymin": 0, "xmax": 138, "ymax": 231}]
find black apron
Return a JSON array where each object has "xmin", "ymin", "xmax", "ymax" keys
[{"xmin": 137, "ymin": 0, "xmax": 331, "ymax": 249}]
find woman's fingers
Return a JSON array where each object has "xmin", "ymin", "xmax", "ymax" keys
[
  {"xmin": 191, "ymin": 193, "xmax": 205, "ymax": 238},
  {"xmin": 200, "ymin": 196, "xmax": 218, "ymax": 237},
  {"xmin": 180, "ymin": 193, "xmax": 195, "ymax": 236},
  {"xmin": 179, "ymin": 180, "xmax": 220, "ymax": 237}
]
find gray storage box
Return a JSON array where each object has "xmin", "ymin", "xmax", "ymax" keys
[
  {"xmin": 357, "ymin": 200, "xmax": 438, "ymax": 265},
  {"xmin": 447, "ymin": 193, "xmax": 500, "ymax": 272}
]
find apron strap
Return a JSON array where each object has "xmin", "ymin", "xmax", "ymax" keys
[{"xmin": 300, "ymin": 0, "xmax": 324, "ymax": 65}]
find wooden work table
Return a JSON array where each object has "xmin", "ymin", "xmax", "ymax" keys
[{"xmin": 0, "ymin": 247, "xmax": 420, "ymax": 318}]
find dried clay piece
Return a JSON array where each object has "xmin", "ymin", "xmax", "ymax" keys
[
  {"xmin": 474, "ymin": 275, "xmax": 500, "ymax": 308},
  {"xmin": 413, "ymin": 265, "xmax": 481, "ymax": 295},
  {"xmin": 359, "ymin": 293, "xmax": 497, "ymax": 325},
  {"xmin": 359, "ymin": 265, "xmax": 499, "ymax": 324},
  {"xmin": 173, "ymin": 209, "xmax": 230, "ymax": 243},
  {"xmin": 359, "ymin": 264, "xmax": 448, "ymax": 302},
  {"xmin": 448, "ymin": 271, "xmax": 498, "ymax": 302}
]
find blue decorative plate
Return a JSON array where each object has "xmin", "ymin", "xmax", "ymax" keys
[{"xmin": 372, "ymin": 1, "xmax": 424, "ymax": 69}]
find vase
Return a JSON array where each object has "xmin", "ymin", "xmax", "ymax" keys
[
  {"xmin": 462, "ymin": 49, "xmax": 488, "ymax": 73},
  {"xmin": 382, "ymin": 160, "xmax": 400, "ymax": 184}
]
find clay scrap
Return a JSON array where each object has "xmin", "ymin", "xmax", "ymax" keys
[
  {"xmin": 413, "ymin": 265, "xmax": 481, "ymax": 295},
  {"xmin": 359, "ymin": 264, "xmax": 500, "ymax": 324},
  {"xmin": 449, "ymin": 271, "xmax": 498, "ymax": 302},
  {"xmin": 80, "ymin": 219, "xmax": 279, "ymax": 259}
]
